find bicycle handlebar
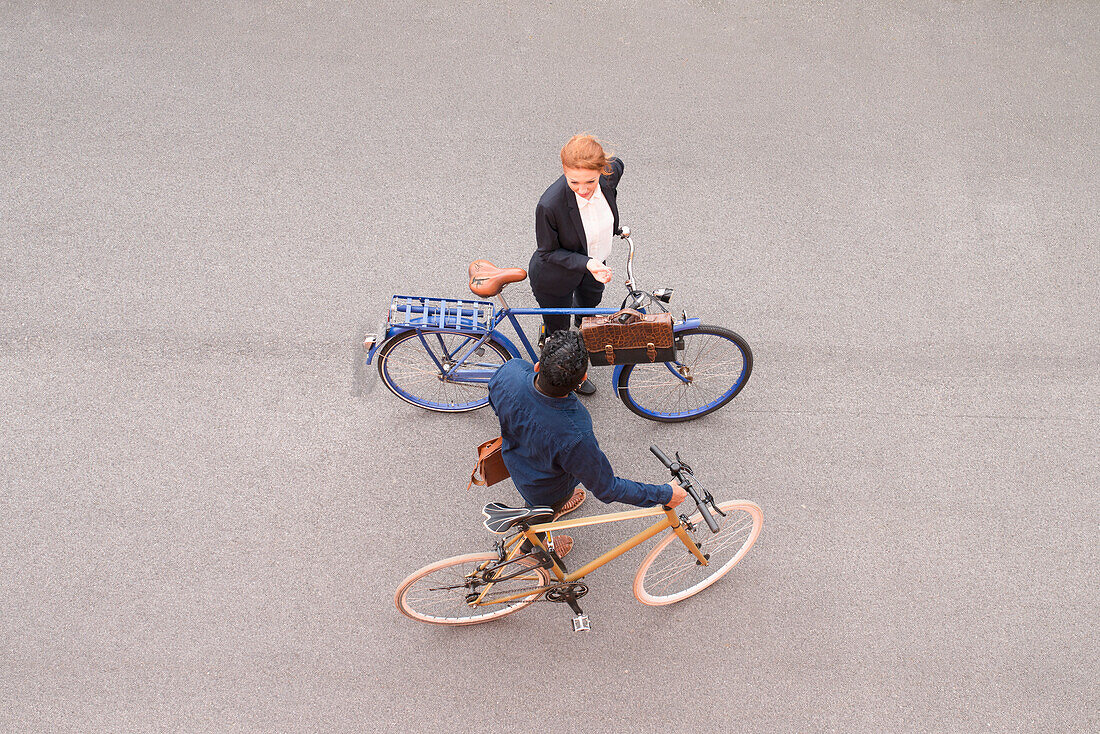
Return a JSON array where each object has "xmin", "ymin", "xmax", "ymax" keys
[
  {"xmin": 649, "ymin": 445, "xmax": 675, "ymax": 469},
  {"xmin": 650, "ymin": 445, "xmax": 720, "ymax": 533}
]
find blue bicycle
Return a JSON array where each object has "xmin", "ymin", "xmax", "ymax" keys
[{"xmin": 363, "ymin": 229, "xmax": 752, "ymax": 422}]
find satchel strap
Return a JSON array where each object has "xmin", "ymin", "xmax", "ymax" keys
[
  {"xmin": 467, "ymin": 468, "xmax": 488, "ymax": 491},
  {"xmin": 604, "ymin": 345, "xmax": 615, "ymax": 365},
  {"xmin": 467, "ymin": 436, "xmax": 503, "ymax": 491}
]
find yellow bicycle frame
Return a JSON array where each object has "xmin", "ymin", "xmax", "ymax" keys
[{"xmin": 472, "ymin": 505, "xmax": 709, "ymax": 607}]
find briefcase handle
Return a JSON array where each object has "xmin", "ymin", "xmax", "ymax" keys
[{"xmin": 613, "ymin": 308, "xmax": 646, "ymax": 324}]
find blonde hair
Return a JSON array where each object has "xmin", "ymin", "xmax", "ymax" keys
[{"xmin": 560, "ymin": 133, "xmax": 614, "ymax": 175}]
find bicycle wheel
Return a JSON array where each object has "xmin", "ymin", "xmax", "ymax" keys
[
  {"xmin": 377, "ymin": 329, "xmax": 512, "ymax": 412},
  {"xmin": 617, "ymin": 325, "xmax": 752, "ymax": 422},
  {"xmin": 395, "ymin": 552, "xmax": 551, "ymax": 625},
  {"xmin": 633, "ymin": 501, "xmax": 762, "ymax": 606}
]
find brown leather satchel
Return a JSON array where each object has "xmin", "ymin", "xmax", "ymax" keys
[
  {"xmin": 580, "ymin": 308, "xmax": 675, "ymax": 366},
  {"xmin": 467, "ymin": 436, "xmax": 510, "ymax": 490}
]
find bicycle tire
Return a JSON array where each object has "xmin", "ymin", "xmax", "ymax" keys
[
  {"xmin": 617, "ymin": 325, "xmax": 752, "ymax": 422},
  {"xmin": 376, "ymin": 329, "xmax": 512, "ymax": 412},
  {"xmin": 395, "ymin": 552, "xmax": 551, "ymax": 625},
  {"xmin": 633, "ymin": 500, "xmax": 762, "ymax": 606}
]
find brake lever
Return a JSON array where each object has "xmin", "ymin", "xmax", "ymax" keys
[
  {"xmin": 689, "ymin": 473, "xmax": 726, "ymax": 518},
  {"xmin": 674, "ymin": 451, "xmax": 693, "ymax": 476},
  {"xmin": 706, "ymin": 491, "xmax": 727, "ymax": 517}
]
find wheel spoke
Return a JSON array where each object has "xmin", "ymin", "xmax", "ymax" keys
[
  {"xmin": 379, "ymin": 330, "xmax": 511, "ymax": 412},
  {"xmin": 635, "ymin": 503, "xmax": 762, "ymax": 605},
  {"xmin": 644, "ymin": 522, "xmax": 754, "ymax": 593},
  {"xmin": 619, "ymin": 327, "xmax": 752, "ymax": 421},
  {"xmin": 397, "ymin": 553, "xmax": 549, "ymax": 625}
]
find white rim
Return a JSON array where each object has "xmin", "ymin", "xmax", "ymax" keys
[
  {"xmin": 633, "ymin": 501, "xmax": 762, "ymax": 606},
  {"xmin": 396, "ymin": 553, "xmax": 549, "ymax": 625}
]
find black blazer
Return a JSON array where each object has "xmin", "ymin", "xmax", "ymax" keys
[{"xmin": 529, "ymin": 158, "xmax": 624, "ymax": 296}]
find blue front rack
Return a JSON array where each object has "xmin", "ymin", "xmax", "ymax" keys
[{"xmin": 388, "ymin": 295, "xmax": 496, "ymax": 333}]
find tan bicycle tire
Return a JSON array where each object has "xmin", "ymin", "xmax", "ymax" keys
[
  {"xmin": 395, "ymin": 552, "xmax": 551, "ymax": 625},
  {"xmin": 633, "ymin": 500, "xmax": 763, "ymax": 606}
]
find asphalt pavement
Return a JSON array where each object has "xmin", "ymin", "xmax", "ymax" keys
[{"xmin": 2, "ymin": 2, "xmax": 1097, "ymax": 732}]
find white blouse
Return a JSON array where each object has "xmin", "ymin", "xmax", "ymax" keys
[{"xmin": 575, "ymin": 185, "xmax": 614, "ymax": 265}]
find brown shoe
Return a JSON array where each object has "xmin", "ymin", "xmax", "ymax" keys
[
  {"xmin": 554, "ymin": 487, "xmax": 587, "ymax": 519},
  {"xmin": 548, "ymin": 534, "xmax": 573, "ymax": 558}
]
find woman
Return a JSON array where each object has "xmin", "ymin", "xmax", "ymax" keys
[{"xmin": 529, "ymin": 134, "xmax": 624, "ymax": 395}]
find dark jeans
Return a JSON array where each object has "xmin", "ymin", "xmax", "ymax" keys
[
  {"xmin": 531, "ymin": 271, "xmax": 605, "ymax": 334},
  {"xmin": 528, "ymin": 490, "xmax": 576, "ymax": 515}
]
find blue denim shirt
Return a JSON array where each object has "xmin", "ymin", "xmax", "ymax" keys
[{"xmin": 488, "ymin": 360, "xmax": 672, "ymax": 508}]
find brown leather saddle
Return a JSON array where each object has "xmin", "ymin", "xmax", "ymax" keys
[{"xmin": 468, "ymin": 260, "xmax": 527, "ymax": 297}]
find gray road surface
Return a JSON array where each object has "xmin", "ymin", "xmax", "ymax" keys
[{"xmin": 2, "ymin": 2, "xmax": 1097, "ymax": 732}]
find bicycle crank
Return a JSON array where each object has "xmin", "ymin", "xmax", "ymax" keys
[
  {"xmin": 544, "ymin": 583, "xmax": 591, "ymax": 632},
  {"xmin": 544, "ymin": 583, "xmax": 589, "ymax": 602}
]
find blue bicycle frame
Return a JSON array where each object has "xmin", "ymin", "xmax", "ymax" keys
[{"xmin": 364, "ymin": 296, "xmax": 701, "ymax": 391}]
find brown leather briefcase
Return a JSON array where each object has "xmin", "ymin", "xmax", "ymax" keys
[
  {"xmin": 580, "ymin": 309, "xmax": 675, "ymax": 366},
  {"xmin": 467, "ymin": 436, "xmax": 509, "ymax": 491}
]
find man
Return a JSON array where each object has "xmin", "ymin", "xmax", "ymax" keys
[{"xmin": 487, "ymin": 331, "xmax": 687, "ymax": 557}]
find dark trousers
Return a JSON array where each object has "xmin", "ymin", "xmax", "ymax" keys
[
  {"xmin": 531, "ymin": 271, "xmax": 606, "ymax": 334},
  {"xmin": 524, "ymin": 489, "xmax": 576, "ymax": 514}
]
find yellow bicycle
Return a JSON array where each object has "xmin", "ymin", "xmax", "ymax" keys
[{"xmin": 395, "ymin": 446, "xmax": 763, "ymax": 631}]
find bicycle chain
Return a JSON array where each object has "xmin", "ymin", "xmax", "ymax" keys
[{"xmin": 474, "ymin": 580, "xmax": 586, "ymax": 605}]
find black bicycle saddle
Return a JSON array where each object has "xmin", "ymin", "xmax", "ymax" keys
[{"xmin": 482, "ymin": 503, "xmax": 555, "ymax": 534}]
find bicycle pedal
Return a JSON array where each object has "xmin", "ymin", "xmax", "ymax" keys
[{"xmin": 572, "ymin": 614, "xmax": 591, "ymax": 633}]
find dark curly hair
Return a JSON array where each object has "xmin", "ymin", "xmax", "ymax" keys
[{"xmin": 536, "ymin": 331, "xmax": 589, "ymax": 397}]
